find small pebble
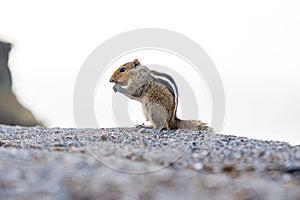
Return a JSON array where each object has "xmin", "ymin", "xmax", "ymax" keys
[
  {"xmin": 193, "ymin": 162, "xmax": 203, "ymax": 170},
  {"xmin": 100, "ymin": 134, "xmax": 108, "ymax": 141}
]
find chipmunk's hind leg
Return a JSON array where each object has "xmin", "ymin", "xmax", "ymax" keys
[{"xmin": 145, "ymin": 102, "xmax": 168, "ymax": 131}]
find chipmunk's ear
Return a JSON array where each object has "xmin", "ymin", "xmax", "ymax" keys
[{"xmin": 133, "ymin": 59, "xmax": 140, "ymax": 67}]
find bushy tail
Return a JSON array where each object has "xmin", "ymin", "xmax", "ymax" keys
[{"xmin": 175, "ymin": 118, "xmax": 213, "ymax": 132}]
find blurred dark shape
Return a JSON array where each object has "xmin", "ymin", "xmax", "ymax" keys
[{"xmin": 0, "ymin": 40, "xmax": 42, "ymax": 126}]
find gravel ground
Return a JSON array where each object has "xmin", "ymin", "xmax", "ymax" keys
[{"xmin": 0, "ymin": 124, "xmax": 300, "ymax": 200}]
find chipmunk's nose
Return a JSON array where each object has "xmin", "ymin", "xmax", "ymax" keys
[{"xmin": 109, "ymin": 77, "xmax": 115, "ymax": 83}]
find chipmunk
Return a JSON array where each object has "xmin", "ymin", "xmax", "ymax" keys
[{"xmin": 109, "ymin": 59, "xmax": 212, "ymax": 132}]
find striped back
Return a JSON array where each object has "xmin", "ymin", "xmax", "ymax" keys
[{"xmin": 151, "ymin": 70, "xmax": 178, "ymax": 120}]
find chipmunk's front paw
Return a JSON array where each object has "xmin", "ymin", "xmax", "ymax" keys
[{"xmin": 113, "ymin": 84, "xmax": 122, "ymax": 93}]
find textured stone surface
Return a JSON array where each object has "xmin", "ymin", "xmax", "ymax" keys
[{"xmin": 0, "ymin": 125, "xmax": 299, "ymax": 200}]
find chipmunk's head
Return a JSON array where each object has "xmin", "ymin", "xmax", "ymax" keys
[{"xmin": 109, "ymin": 59, "xmax": 140, "ymax": 87}]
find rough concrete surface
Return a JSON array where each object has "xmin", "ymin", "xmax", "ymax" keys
[{"xmin": 0, "ymin": 125, "xmax": 299, "ymax": 200}]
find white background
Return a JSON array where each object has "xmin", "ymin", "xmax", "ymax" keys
[{"xmin": 0, "ymin": 0, "xmax": 299, "ymax": 145}]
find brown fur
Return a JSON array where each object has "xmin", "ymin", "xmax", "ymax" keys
[{"xmin": 109, "ymin": 59, "xmax": 212, "ymax": 132}]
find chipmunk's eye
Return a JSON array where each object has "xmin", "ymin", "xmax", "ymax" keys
[{"xmin": 120, "ymin": 67, "xmax": 126, "ymax": 73}]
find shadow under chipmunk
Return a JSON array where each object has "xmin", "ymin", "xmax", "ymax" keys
[{"xmin": 0, "ymin": 40, "xmax": 41, "ymax": 126}]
